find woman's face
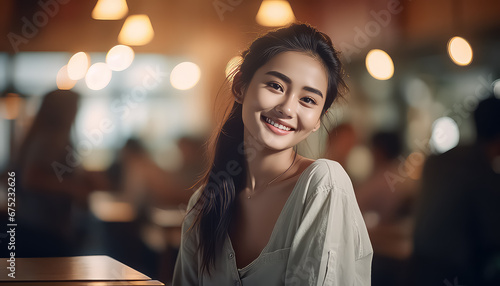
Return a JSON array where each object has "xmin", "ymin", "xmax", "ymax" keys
[{"xmin": 237, "ymin": 51, "xmax": 328, "ymax": 151}]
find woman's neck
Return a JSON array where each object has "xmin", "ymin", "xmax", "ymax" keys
[{"xmin": 242, "ymin": 131, "xmax": 298, "ymax": 191}]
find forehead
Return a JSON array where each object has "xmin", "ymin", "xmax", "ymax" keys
[{"xmin": 256, "ymin": 51, "xmax": 328, "ymax": 92}]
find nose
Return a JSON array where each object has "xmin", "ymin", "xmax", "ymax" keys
[{"xmin": 275, "ymin": 94, "xmax": 297, "ymax": 118}]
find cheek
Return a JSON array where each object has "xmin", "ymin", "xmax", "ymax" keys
[
  {"xmin": 299, "ymin": 111, "xmax": 322, "ymax": 131},
  {"xmin": 244, "ymin": 85, "xmax": 265, "ymax": 108},
  {"xmin": 254, "ymin": 89, "xmax": 275, "ymax": 109}
]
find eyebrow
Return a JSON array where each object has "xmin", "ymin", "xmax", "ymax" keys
[{"xmin": 265, "ymin": 71, "xmax": 324, "ymax": 98}]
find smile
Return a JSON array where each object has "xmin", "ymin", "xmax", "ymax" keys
[{"xmin": 261, "ymin": 115, "xmax": 295, "ymax": 135}]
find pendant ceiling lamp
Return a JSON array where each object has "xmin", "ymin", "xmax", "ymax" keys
[
  {"xmin": 92, "ymin": 0, "xmax": 128, "ymax": 20},
  {"xmin": 256, "ymin": 0, "xmax": 295, "ymax": 27},
  {"xmin": 118, "ymin": 14, "xmax": 154, "ymax": 46}
]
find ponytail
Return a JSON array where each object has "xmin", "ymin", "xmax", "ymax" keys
[{"xmin": 189, "ymin": 101, "xmax": 247, "ymax": 275}]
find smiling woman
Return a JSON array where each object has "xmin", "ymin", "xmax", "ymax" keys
[{"xmin": 173, "ymin": 23, "xmax": 373, "ymax": 285}]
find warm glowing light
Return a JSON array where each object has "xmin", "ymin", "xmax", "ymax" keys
[
  {"xmin": 256, "ymin": 0, "xmax": 295, "ymax": 27},
  {"xmin": 67, "ymin": 52, "xmax": 90, "ymax": 80},
  {"xmin": 170, "ymin": 62, "xmax": 201, "ymax": 90},
  {"xmin": 92, "ymin": 0, "xmax": 128, "ymax": 20},
  {"xmin": 366, "ymin": 49, "xmax": 394, "ymax": 80},
  {"xmin": 448, "ymin": 36, "xmax": 473, "ymax": 66},
  {"xmin": 56, "ymin": 65, "xmax": 77, "ymax": 90},
  {"xmin": 85, "ymin": 63, "xmax": 112, "ymax": 90},
  {"xmin": 430, "ymin": 117, "xmax": 459, "ymax": 154},
  {"xmin": 118, "ymin": 14, "xmax": 154, "ymax": 46},
  {"xmin": 225, "ymin": 56, "xmax": 242, "ymax": 79},
  {"xmin": 106, "ymin": 45, "xmax": 135, "ymax": 71},
  {"xmin": 0, "ymin": 93, "xmax": 22, "ymax": 120}
]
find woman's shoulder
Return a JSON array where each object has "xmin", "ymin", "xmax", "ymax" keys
[
  {"xmin": 301, "ymin": 158, "xmax": 352, "ymax": 190},
  {"xmin": 292, "ymin": 158, "xmax": 357, "ymax": 207}
]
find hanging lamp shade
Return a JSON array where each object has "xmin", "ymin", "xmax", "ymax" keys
[
  {"xmin": 92, "ymin": 0, "xmax": 128, "ymax": 20},
  {"xmin": 256, "ymin": 0, "xmax": 295, "ymax": 27},
  {"xmin": 118, "ymin": 14, "xmax": 154, "ymax": 46}
]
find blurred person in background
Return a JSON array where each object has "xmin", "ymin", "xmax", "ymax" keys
[
  {"xmin": 13, "ymin": 89, "xmax": 92, "ymax": 257},
  {"xmin": 412, "ymin": 94, "xmax": 500, "ymax": 285},
  {"xmin": 106, "ymin": 136, "xmax": 198, "ymax": 210},
  {"xmin": 356, "ymin": 131, "xmax": 418, "ymax": 286}
]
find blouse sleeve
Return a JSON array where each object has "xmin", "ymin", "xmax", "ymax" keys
[
  {"xmin": 284, "ymin": 161, "xmax": 373, "ymax": 286},
  {"xmin": 172, "ymin": 190, "xmax": 201, "ymax": 286}
]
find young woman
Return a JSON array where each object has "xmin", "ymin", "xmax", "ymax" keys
[{"xmin": 173, "ymin": 23, "xmax": 372, "ymax": 285}]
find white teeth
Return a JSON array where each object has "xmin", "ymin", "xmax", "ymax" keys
[{"xmin": 265, "ymin": 117, "xmax": 291, "ymax": 131}]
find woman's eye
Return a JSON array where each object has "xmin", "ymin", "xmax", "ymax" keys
[
  {"xmin": 301, "ymin": 97, "xmax": 317, "ymax": 105},
  {"xmin": 267, "ymin": 82, "xmax": 283, "ymax": 92}
]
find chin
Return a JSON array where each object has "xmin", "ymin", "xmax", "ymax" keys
[{"xmin": 259, "ymin": 133, "xmax": 298, "ymax": 151}]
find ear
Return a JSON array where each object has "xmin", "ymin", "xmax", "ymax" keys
[
  {"xmin": 312, "ymin": 118, "xmax": 321, "ymax": 132},
  {"xmin": 232, "ymin": 71, "xmax": 245, "ymax": 104}
]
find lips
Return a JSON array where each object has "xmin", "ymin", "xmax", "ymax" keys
[{"xmin": 261, "ymin": 115, "xmax": 296, "ymax": 134}]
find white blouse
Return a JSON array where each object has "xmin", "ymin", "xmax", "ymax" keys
[{"xmin": 173, "ymin": 159, "xmax": 373, "ymax": 285}]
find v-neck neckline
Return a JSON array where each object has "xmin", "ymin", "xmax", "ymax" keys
[{"xmin": 226, "ymin": 159, "xmax": 322, "ymax": 272}]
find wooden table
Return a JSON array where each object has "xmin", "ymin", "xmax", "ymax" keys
[{"xmin": 0, "ymin": 255, "xmax": 164, "ymax": 285}]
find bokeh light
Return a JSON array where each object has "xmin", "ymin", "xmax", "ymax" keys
[
  {"xmin": 170, "ymin": 62, "xmax": 201, "ymax": 90},
  {"xmin": 85, "ymin": 62, "xmax": 112, "ymax": 90},
  {"xmin": 67, "ymin": 52, "xmax": 90, "ymax": 80},
  {"xmin": 430, "ymin": 117, "xmax": 460, "ymax": 154},
  {"xmin": 56, "ymin": 65, "xmax": 77, "ymax": 90},
  {"xmin": 447, "ymin": 36, "xmax": 473, "ymax": 66},
  {"xmin": 366, "ymin": 49, "xmax": 394, "ymax": 80},
  {"xmin": 106, "ymin": 45, "xmax": 135, "ymax": 71}
]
